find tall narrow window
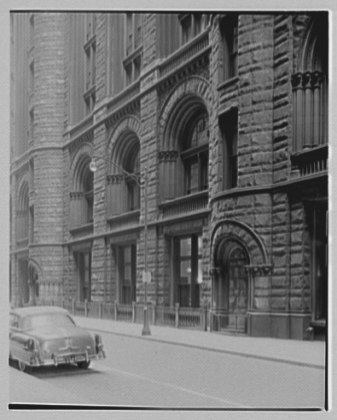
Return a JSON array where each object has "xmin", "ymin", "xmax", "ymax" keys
[
  {"xmin": 123, "ymin": 13, "xmax": 143, "ymax": 86},
  {"xmin": 174, "ymin": 235, "xmax": 202, "ymax": 308},
  {"xmin": 291, "ymin": 15, "xmax": 328, "ymax": 152},
  {"xmin": 16, "ymin": 182, "xmax": 29, "ymax": 241},
  {"xmin": 117, "ymin": 245, "xmax": 136, "ymax": 304},
  {"xmin": 29, "ymin": 13, "xmax": 34, "ymax": 48},
  {"xmin": 124, "ymin": 147, "xmax": 140, "ymax": 212},
  {"xmin": 126, "ymin": 13, "xmax": 133, "ymax": 55},
  {"xmin": 77, "ymin": 251, "xmax": 91, "ymax": 302},
  {"xmin": 83, "ymin": 169, "xmax": 94, "ymax": 223},
  {"xmin": 307, "ymin": 202, "xmax": 327, "ymax": 324},
  {"xmin": 84, "ymin": 13, "xmax": 96, "ymax": 114},
  {"xmin": 179, "ymin": 13, "xmax": 208, "ymax": 45},
  {"xmin": 220, "ymin": 14, "xmax": 238, "ymax": 82},
  {"xmin": 181, "ymin": 113, "xmax": 209, "ymax": 195},
  {"xmin": 220, "ymin": 109, "xmax": 238, "ymax": 190},
  {"xmin": 134, "ymin": 13, "xmax": 142, "ymax": 49},
  {"xmin": 180, "ymin": 14, "xmax": 192, "ymax": 44}
]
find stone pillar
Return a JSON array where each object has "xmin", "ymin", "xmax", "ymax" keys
[{"xmin": 158, "ymin": 151, "xmax": 179, "ymax": 201}]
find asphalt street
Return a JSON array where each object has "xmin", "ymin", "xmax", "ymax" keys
[{"xmin": 9, "ymin": 329, "xmax": 325, "ymax": 409}]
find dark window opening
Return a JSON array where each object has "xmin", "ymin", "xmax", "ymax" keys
[
  {"xmin": 174, "ymin": 235, "xmax": 202, "ymax": 308},
  {"xmin": 220, "ymin": 109, "xmax": 238, "ymax": 190},
  {"xmin": 117, "ymin": 244, "xmax": 137, "ymax": 304},
  {"xmin": 219, "ymin": 14, "xmax": 238, "ymax": 81}
]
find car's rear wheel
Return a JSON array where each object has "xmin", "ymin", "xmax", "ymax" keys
[{"xmin": 77, "ymin": 360, "xmax": 91, "ymax": 369}]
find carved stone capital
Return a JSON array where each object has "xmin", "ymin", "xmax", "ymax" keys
[
  {"xmin": 302, "ymin": 71, "xmax": 312, "ymax": 88},
  {"xmin": 291, "ymin": 72, "xmax": 303, "ymax": 89},
  {"xmin": 70, "ymin": 191, "xmax": 84, "ymax": 200},
  {"xmin": 245, "ymin": 264, "xmax": 273, "ymax": 275},
  {"xmin": 107, "ymin": 174, "xmax": 125, "ymax": 184},
  {"xmin": 158, "ymin": 150, "xmax": 179, "ymax": 163},
  {"xmin": 311, "ymin": 71, "xmax": 324, "ymax": 89}
]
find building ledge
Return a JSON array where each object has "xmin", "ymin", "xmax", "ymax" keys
[
  {"xmin": 69, "ymin": 223, "xmax": 93, "ymax": 237},
  {"xmin": 107, "ymin": 209, "xmax": 140, "ymax": 225}
]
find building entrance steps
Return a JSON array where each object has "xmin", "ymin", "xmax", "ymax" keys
[{"xmin": 73, "ymin": 316, "xmax": 326, "ymax": 369}]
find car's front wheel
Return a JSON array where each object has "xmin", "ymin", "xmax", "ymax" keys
[{"xmin": 77, "ymin": 360, "xmax": 91, "ymax": 369}]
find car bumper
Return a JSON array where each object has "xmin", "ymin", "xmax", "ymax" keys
[{"xmin": 30, "ymin": 349, "xmax": 105, "ymax": 367}]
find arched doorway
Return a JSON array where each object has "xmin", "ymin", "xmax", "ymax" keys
[{"xmin": 213, "ymin": 240, "xmax": 249, "ymax": 333}]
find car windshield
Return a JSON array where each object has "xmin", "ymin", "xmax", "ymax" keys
[{"xmin": 22, "ymin": 313, "xmax": 76, "ymax": 330}]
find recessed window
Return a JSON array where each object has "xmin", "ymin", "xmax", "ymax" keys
[
  {"xmin": 307, "ymin": 203, "xmax": 327, "ymax": 323},
  {"xmin": 292, "ymin": 15, "xmax": 328, "ymax": 151},
  {"xmin": 84, "ymin": 13, "xmax": 96, "ymax": 114},
  {"xmin": 117, "ymin": 244, "xmax": 136, "ymax": 304},
  {"xmin": 76, "ymin": 251, "xmax": 91, "ymax": 302},
  {"xmin": 181, "ymin": 113, "xmax": 209, "ymax": 195},
  {"xmin": 220, "ymin": 109, "xmax": 238, "ymax": 190},
  {"xmin": 83, "ymin": 169, "xmax": 94, "ymax": 223},
  {"xmin": 126, "ymin": 152, "xmax": 140, "ymax": 211},
  {"xmin": 179, "ymin": 13, "xmax": 208, "ymax": 45},
  {"xmin": 219, "ymin": 14, "xmax": 238, "ymax": 81},
  {"xmin": 174, "ymin": 235, "xmax": 202, "ymax": 308}
]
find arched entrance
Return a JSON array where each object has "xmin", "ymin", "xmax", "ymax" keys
[{"xmin": 212, "ymin": 239, "xmax": 249, "ymax": 333}]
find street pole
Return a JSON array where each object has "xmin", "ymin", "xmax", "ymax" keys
[
  {"xmin": 142, "ymin": 164, "xmax": 151, "ymax": 336},
  {"xmin": 89, "ymin": 156, "xmax": 151, "ymax": 335}
]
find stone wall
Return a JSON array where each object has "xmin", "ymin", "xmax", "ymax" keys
[{"xmin": 31, "ymin": 13, "xmax": 66, "ymax": 295}]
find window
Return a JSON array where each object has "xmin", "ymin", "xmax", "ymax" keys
[
  {"xmin": 29, "ymin": 108, "xmax": 34, "ymax": 139},
  {"xmin": 77, "ymin": 251, "xmax": 91, "ymax": 302},
  {"xmin": 291, "ymin": 15, "xmax": 328, "ymax": 152},
  {"xmin": 29, "ymin": 13, "xmax": 34, "ymax": 50},
  {"xmin": 86, "ymin": 13, "xmax": 96, "ymax": 41},
  {"xmin": 83, "ymin": 169, "xmax": 94, "ymax": 223},
  {"xmin": 219, "ymin": 14, "xmax": 238, "ymax": 81},
  {"xmin": 134, "ymin": 13, "xmax": 142, "ymax": 49},
  {"xmin": 124, "ymin": 148, "xmax": 140, "ymax": 212},
  {"xmin": 220, "ymin": 109, "xmax": 238, "ymax": 189},
  {"xmin": 126, "ymin": 13, "xmax": 134, "ymax": 55},
  {"xmin": 123, "ymin": 13, "xmax": 143, "ymax": 86},
  {"xmin": 84, "ymin": 13, "xmax": 96, "ymax": 114},
  {"xmin": 174, "ymin": 235, "xmax": 202, "ymax": 307},
  {"xmin": 179, "ymin": 13, "xmax": 208, "ymax": 44},
  {"xmin": 126, "ymin": 156, "xmax": 140, "ymax": 212},
  {"xmin": 117, "ymin": 245, "xmax": 136, "ymax": 304},
  {"xmin": 307, "ymin": 202, "xmax": 327, "ymax": 323},
  {"xmin": 181, "ymin": 113, "xmax": 209, "ymax": 195},
  {"xmin": 16, "ymin": 182, "xmax": 29, "ymax": 241},
  {"xmin": 134, "ymin": 55, "xmax": 141, "ymax": 80},
  {"xmin": 29, "ymin": 61, "xmax": 34, "ymax": 92},
  {"xmin": 181, "ymin": 14, "xmax": 192, "ymax": 44},
  {"xmin": 29, "ymin": 206, "xmax": 34, "ymax": 243}
]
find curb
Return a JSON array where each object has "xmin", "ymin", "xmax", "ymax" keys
[{"xmin": 84, "ymin": 325, "xmax": 325, "ymax": 370}]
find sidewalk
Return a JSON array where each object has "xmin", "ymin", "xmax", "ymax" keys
[{"xmin": 74, "ymin": 316, "xmax": 326, "ymax": 369}]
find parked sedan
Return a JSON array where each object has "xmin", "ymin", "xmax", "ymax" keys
[{"xmin": 9, "ymin": 305, "xmax": 105, "ymax": 372}]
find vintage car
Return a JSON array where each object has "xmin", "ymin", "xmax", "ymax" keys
[{"xmin": 9, "ymin": 305, "xmax": 105, "ymax": 372}]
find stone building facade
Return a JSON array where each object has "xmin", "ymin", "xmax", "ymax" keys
[{"xmin": 10, "ymin": 12, "xmax": 328, "ymax": 339}]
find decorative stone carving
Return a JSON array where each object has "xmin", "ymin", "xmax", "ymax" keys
[
  {"xmin": 106, "ymin": 174, "xmax": 125, "ymax": 184},
  {"xmin": 244, "ymin": 264, "xmax": 273, "ymax": 275},
  {"xmin": 158, "ymin": 150, "xmax": 179, "ymax": 163},
  {"xmin": 69, "ymin": 191, "xmax": 84, "ymax": 200}
]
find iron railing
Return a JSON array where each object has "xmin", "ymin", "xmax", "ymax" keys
[
  {"xmin": 210, "ymin": 310, "xmax": 248, "ymax": 334},
  {"xmin": 36, "ymin": 298, "xmax": 247, "ymax": 334}
]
